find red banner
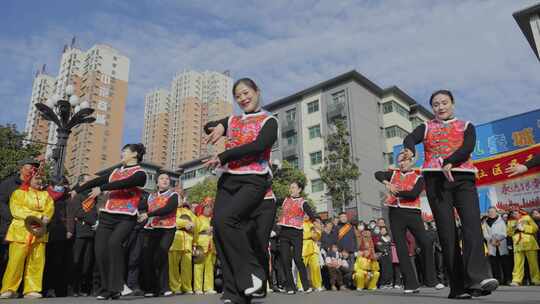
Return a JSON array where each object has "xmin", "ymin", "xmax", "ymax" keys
[{"xmin": 473, "ymin": 144, "xmax": 540, "ymax": 186}]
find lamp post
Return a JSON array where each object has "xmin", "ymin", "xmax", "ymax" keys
[{"xmin": 35, "ymin": 84, "xmax": 95, "ymax": 182}]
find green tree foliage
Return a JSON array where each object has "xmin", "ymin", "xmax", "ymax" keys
[
  {"xmin": 319, "ymin": 119, "xmax": 360, "ymax": 214},
  {"xmin": 187, "ymin": 177, "xmax": 218, "ymax": 203},
  {"xmin": 0, "ymin": 124, "xmax": 43, "ymax": 180}
]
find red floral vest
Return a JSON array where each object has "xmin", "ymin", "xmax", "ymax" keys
[
  {"xmin": 264, "ymin": 188, "xmax": 275, "ymax": 201},
  {"xmin": 385, "ymin": 170, "xmax": 421, "ymax": 210},
  {"xmin": 422, "ymin": 119, "xmax": 477, "ymax": 172},
  {"xmin": 221, "ymin": 111, "xmax": 275, "ymax": 175},
  {"xmin": 145, "ymin": 190, "xmax": 177, "ymax": 229},
  {"xmin": 104, "ymin": 166, "xmax": 144, "ymax": 215},
  {"xmin": 278, "ymin": 197, "xmax": 305, "ymax": 229}
]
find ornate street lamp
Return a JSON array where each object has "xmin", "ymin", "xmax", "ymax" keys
[{"xmin": 35, "ymin": 84, "xmax": 95, "ymax": 182}]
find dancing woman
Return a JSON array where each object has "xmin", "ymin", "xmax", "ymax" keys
[
  {"xmin": 139, "ymin": 172, "xmax": 178, "ymax": 297},
  {"xmin": 203, "ymin": 78, "xmax": 277, "ymax": 304},
  {"xmin": 402, "ymin": 90, "xmax": 497, "ymax": 299},
  {"xmin": 276, "ymin": 181, "xmax": 317, "ymax": 294},
  {"xmin": 72, "ymin": 143, "xmax": 147, "ymax": 300},
  {"xmin": 374, "ymin": 151, "xmax": 442, "ymax": 293}
]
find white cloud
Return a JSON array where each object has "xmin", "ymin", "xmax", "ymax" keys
[{"xmin": 1, "ymin": 0, "xmax": 539, "ymax": 144}]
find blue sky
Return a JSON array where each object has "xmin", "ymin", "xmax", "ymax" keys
[{"xmin": 1, "ymin": 0, "xmax": 539, "ymax": 145}]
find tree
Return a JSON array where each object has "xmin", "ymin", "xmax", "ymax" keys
[
  {"xmin": 0, "ymin": 124, "xmax": 43, "ymax": 181},
  {"xmin": 319, "ymin": 118, "xmax": 360, "ymax": 215},
  {"xmin": 187, "ymin": 177, "xmax": 218, "ymax": 203}
]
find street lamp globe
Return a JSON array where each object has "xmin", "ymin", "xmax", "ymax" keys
[
  {"xmin": 69, "ymin": 95, "xmax": 80, "ymax": 106},
  {"xmin": 79, "ymin": 100, "xmax": 90, "ymax": 109},
  {"xmin": 65, "ymin": 84, "xmax": 75, "ymax": 96},
  {"xmin": 45, "ymin": 97, "xmax": 55, "ymax": 108}
]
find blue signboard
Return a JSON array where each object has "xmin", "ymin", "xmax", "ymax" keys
[{"xmin": 393, "ymin": 109, "xmax": 540, "ymax": 165}]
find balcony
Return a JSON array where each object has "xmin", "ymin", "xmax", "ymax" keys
[
  {"xmin": 327, "ymin": 102, "xmax": 346, "ymax": 121},
  {"xmin": 281, "ymin": 119, "xmax": 296, "ymax": 135},
  {"xmin": 281, "ymin": 144, "xmax": 297, "ymax": 158}
]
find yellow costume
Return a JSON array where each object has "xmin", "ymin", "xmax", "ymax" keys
[
  {"xmin": 507, "ymin": 214, "xmax": 540, "ymax": 285},
  {"xmin": 298, "ymin": 220, "xmax": 322, "ymax": 290},
  {"xmin": 352, "ymin": 255, "xmax": 380, "ymax": 290},
  {"xmin": 169, "ymin": 206, "xmax": 197, "ymax": 293},
  {"xmin": 1, "ymin": 188, "xmax": 54, "ymax": 295},
  {"xmin": 193, "ymin": 215, "xmax": 216, "ymax": 293}
]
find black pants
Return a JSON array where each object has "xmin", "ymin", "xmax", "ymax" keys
[
  {"xmin": 424, "ymin": 172, "xmax": 492, "ymax": 294},
  {"xmin": 44, "ymin": 239, "xmax": 73, "ymax": 296},
  {"xmin": 279, "ymin": 226, "xmax": 310, "ymax": 291},
  {"xmin": 72, "ymin": 237, "xmax": 95, "ymax": 294},
  {"xmin": 142, "ymin": 228, "xmax": 175, "ymax": 294},
  {"xmin": 213, "ymin": 174, "xmax": 270, "ymax": 304},
  {"xmin": 94, "ymin": 212, "xmax": 136, "ymax": 294},
  {"xmin": 389, "ymin": 207, "xmax": 437, "ymax": 290},
  {"xmin": 434, "ymin": 250, "xmax": 447, "ymax": 285},
  {"xmin": 489, "ymin": 252, "xmax": 512, "ymax": 285},
  {"xmin": 328, "ymin": 267, "xmax": 343, "ymax": 287},
  {"xmin": 125, "ymin": 227, "xmax": 144, "ymax": 290},
  {"xmin": 247, "ymin": 199, "xmax": 277, "ymax": 296},
  {"xmin": 393, "ymin": 263, "xmax": 402, "ymax": 286},
  {"xmin": 270, "ymin": 248, "xmax": 286, "ymax": 290},
  {"xmin": 0, "ymin": 243, "xmax": 8, "ymax": 290},
  {"xmin": 378, "ymin": 254, "xmax": 393, "ymax": 286}
]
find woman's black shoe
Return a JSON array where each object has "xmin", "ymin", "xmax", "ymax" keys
[
  {"xmin": 448, "ymin": 292, "xmax": 472, "ymax": 299},
  {"xmin": 110, "ymin": 292, "xmax": 121, "ymax": 300}
]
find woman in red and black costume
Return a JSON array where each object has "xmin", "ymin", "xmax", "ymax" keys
[
  {"xmin": 138, "ymin": 172, "xmax": 178, "ymax": 297},
  {"xmin": 203, "ymin": 78, "xmax": 277, "ymax": 304},
  {"xmin": 276, "ymin": 181, "xmax": 317, "ymax": 294},
  {"xmin": 374, "ymin": 151, "xmax": 442, "ymax": 294},
  {"xmin": 402, "ymin": 90, "xmax": 497, "ymax": 299},
  {"xmin": 71, "ymin": 143, "xmax": 147, "ymax": 300}
]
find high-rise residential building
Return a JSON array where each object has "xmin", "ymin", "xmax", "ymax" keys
[
  {"xmin": 177, "ymin": 70, "xmax": 433, "ymax": 220},
  {"xmin": 24, "ymin": 41, "xmax": 130, "ymax": 180},
  {"xmin": 142, "ymin": 89, "xmax": 170, "ymax": 167},
  {"xmin": 64, "ymin": 44, "xmax": 129, "ymax": 179},
  {"xmin": 143, "ymin": 70, "xmax": 233, "ymax": 170},
  {"xmin": 24, "ymin": 69, "xmax": 55, "ymax": 152}
]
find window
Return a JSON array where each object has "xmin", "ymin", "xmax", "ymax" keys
[
  {"xmin": 286, "ymin": 134, "xmax": 297, "ymax": 146},
  {"xmin": 308, "ymin": 125, "xmax": 321, "ymax": 139},
  {"xmin": 99, "ymin": 87, "xmax": 109, "ymax": 97},
  {"xmin": 310, "ymin": 151, "xmax": 323, "ymax": 165},
  {"xmin": 385, "ymin": 126, "xmax": 409, "ymax": 139},
  {"xmin": 384, "ymin": 152, "xmax": 394, "ymax": 165},
  {"xmin": 181, "ymin": 170, "xmax": 196, "ymax": 180},
  {"xmin": 311, "ymin": 179, "xmax": 324, "ymax": 193},
  {"xmin": 307, "ymin": 100, "xmax": 319, "ymax": 114},
  {"xmin": 286, "ymin": 108, "xmax": 296, "ymax": 121},
  {"xmin": 332, "ymin": 90, "xmax": 346, "ymax": 104},
  {"xmin": 285, "ymin": 157, "xmax": 299, "ymax": 169},
  {"xmin": 100, "ymin": 74, "xmax": 110, "ymax": 84},
  {"xmin": 383, "ymin": 101, "xmax": 409, "ymax": 118},
  {"xmin": 411, "ymin": 117, "xmax": 424, "ymax": 129},
  {"xmin": 383, "ymin": 103, "xmax": 393, "ymax": 114},
  {"xmin": 95, "ymin": 114, "xmax": 106, "ymax": 125},
  {"xmin": 97, "ymin": 101, "xmax": 108, "ymax": 111}
]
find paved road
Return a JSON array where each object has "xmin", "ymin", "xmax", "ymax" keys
[{"xmin": 12, "ymin": 286, "xmax": 540, "ymax": 304}]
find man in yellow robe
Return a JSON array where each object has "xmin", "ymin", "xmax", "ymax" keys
[
  {"xmin": 507, "ymin": 209, "xmax": 540, "ymax": 286},
  {"xmin": 298, "ymin": 216, "xmax": 323, "ymax": 291},
  {"xmin": 193, "ymin": 204, "xmax": 217, "ymax": 295},
  {"xmin": 353, "ymin": 251, "xmax": 380, "ymax": 290},
  {"xmin": 169, "ymin": 202, "xmax": 197, "ymax": 294},
  {"xmin": 0, "ymin": 172, "xmax": 54, "ymax": 299}
]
